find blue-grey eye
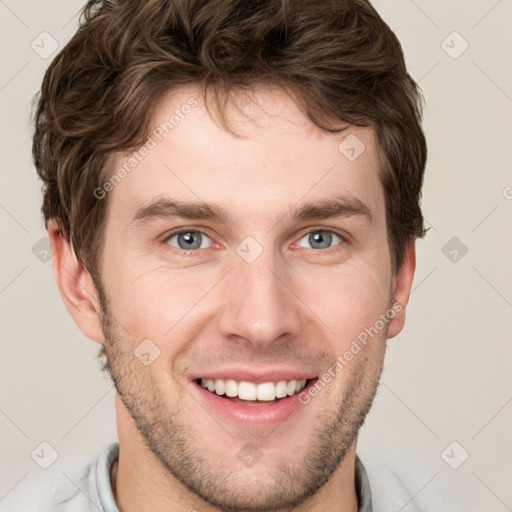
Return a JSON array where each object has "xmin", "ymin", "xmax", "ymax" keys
[
  {"xmin": 166, "ymin": 231, "xmax": 212, "ymax": 250},
  {"xmin": 297, "ymin": 230, "xmax": 342, "ymax": 250}
]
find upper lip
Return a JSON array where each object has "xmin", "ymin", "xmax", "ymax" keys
[{"xmin": 189, "ymin": 366, "xmax": 317, "ymax": 385}]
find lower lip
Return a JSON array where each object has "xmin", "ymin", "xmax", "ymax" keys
[{"xmin": 190, "ymin": 379, "xmax": 317, "ymax": 427}]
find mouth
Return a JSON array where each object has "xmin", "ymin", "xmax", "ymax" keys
[
  {"xmin": 191, "ymin": 376, "xmax": 319, "ymax": 426},
  {"xmin": 196, "ymin": 377, "xmax": 313, "ymax": 406}
]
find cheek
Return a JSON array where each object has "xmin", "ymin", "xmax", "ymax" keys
[
  {"xmin": 103, "ymin": 264, "xmax": 217, "ymax": 349},
  {"xmin": 295, "ymin": 261, "xmax": 391, "ymax": 349}
]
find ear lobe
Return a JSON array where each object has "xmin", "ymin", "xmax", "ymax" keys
[
  {"xmin": 48, "ymin": 220, "xmax": 105, "ymax": 344},
  {"xmin": 387, "ymin": 240, "xmax": 416, "ymax": 339}
]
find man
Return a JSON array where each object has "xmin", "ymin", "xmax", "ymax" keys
[{"xmin": 24, "ymin": 0, "xmax": 428, "ymax": 510}]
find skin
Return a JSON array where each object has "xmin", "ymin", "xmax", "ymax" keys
[{"xmin": 49, "ymin": 85, "xmax": 416, "ymax": 512}]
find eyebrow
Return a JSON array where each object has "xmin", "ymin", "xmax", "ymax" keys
[{"xmin": 131, "ymin": 194, "xmax": 373, "ymax": 226}]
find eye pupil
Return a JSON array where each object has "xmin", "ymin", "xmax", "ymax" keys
[
  {"xmin": 178, "ymin": 231, "xmax": 202, "ymax": 250},
  {"xmin": 309, "ymin": 231, "xmax": 332, "ymax": 249}
]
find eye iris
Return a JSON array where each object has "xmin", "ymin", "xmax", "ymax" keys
[
  {"xmin": 309, "ymin": 231, "xmax": 332, "ymax": 249},
  {"xmin": 178, "ymin": 231, "xmax": 202, "ymax": 250}
]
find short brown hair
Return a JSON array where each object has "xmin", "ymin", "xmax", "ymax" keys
[{"xmin": 33, "ymin": 0, "xmax": 427, "ymax": 279}]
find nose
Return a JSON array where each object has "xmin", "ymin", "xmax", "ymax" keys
[{"xmin": 217, "ymin": 254, "xmax": 302, "ymax": 349}]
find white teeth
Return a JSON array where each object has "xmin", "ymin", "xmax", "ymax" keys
[
  {"xmin": 238, "ymin": 381, "xmax": 257, "ymax": 400},
  {"xmin": 199, "ymin": 378, "xmax": 309, "ymax": 401},
  {"xmin": 214, "ymin": 379, "xmax": 225, "ymax": 396},
  {"xmin": 257, "ymin": 382, "xmax": 275, "ymax": 401},
  {"xmin": 225, "ymin": 379, "xmax": 238, "ymax": 397},
  {"xmin": 275, "ymin": 380, "xmax": 288, "ymax": 399}
]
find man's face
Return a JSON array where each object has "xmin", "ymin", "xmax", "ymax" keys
[{"xmin": 97, "ymin": 86, "xmax": 399, "ymax": 510}]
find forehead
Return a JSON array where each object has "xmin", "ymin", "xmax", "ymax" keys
[{"xmin": 107, "ymin": 85, "xmax": 385, "ymax": 227}]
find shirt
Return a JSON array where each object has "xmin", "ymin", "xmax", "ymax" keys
[{"xmin": 2, "ymin": 442, "xmax": 374, "ymax": 511}]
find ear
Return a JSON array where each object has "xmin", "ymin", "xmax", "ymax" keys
[
  {"xmin": 48, "ymin": 220, "xmax": 105, "ymax": 344},
  {"xmin": 387, "ymin": 239, "xmax": 416, "ymax": 339}
]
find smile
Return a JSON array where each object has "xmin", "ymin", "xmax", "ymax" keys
[
  {"xmin": 191, "ymin": 375, "xmax": 319, "ymax": 426},
  {"xmin": 198, "ymin": 378, "xmax": 309, "ymax": 402}
]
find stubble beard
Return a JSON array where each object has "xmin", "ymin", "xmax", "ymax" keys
[{"xmin": 97, "ymin": 288, "xmax": 386, "ymax": 512}]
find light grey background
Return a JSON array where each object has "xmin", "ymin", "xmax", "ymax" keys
[{"xmin": 1, "ymin": 1, "xmax": 511, "ymax": 510}]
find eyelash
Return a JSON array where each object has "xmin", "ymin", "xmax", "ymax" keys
[{"xmin": 162, "ymin": 227, "xmax": 346, "ymax": 255}]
